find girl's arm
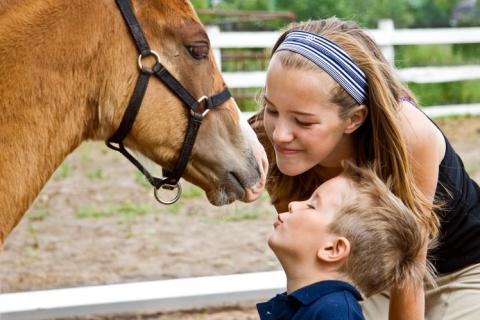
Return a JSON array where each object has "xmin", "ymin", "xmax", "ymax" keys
[
  {"xmin": 389, "ymin": 245, "xmax": 428, "ymax": 320},
  {"xmin": 389, "ymin": 102, "xmax": 445, "ymax": 320}
]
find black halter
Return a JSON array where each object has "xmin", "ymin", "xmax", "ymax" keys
[{"xmin": 107, "ymin": 0, "xmax": 232, "ymax": 204}]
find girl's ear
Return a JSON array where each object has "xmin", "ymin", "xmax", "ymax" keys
[
  {"xmin": 344, "ymin": 105, "xmax": 368, "ymax": 134},
  {"xmin": 317, "ymin": 237, "xmax": 351, "ymax": 263}
]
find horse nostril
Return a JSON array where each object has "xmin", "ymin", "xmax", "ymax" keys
[{"xmin": 229, "ymin": 171, "xmax": 244, "ymax": 188}]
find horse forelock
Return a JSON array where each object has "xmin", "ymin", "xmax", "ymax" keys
[{"xmin": 138, "ymin": 0, "xmax": 201, "ymax": 24}]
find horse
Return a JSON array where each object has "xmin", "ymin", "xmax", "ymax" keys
[{"xmin": 0, "ymin": 0, "xmax": 268, "ymax": 245}]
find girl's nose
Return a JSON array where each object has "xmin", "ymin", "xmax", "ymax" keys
[{"xmin": 272, "ymin": 119, "xmax": 294, "ymax": 144}]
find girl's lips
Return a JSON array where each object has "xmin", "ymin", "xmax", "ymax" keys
[{"xmin": 274, "ymin": 144, "xmax": 301, "ymax": 155}]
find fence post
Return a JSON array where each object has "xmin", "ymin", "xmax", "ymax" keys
[
  {"xmin": 378, "ymin": 19, "xmax": 395, "ymax": 66},
  {"xmin": 207, "ymin": 25, "xmax": 222, "ymax": 70}
]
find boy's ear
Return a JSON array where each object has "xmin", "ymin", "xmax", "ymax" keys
[
  {"xmin": 344, "ymin": 105, "xmax": 368, "ymax": 134},
  {"xmin": 317, "ymin": 237, "xmax": 351, "ymax": 263}
]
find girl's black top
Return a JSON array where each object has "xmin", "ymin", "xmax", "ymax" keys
[{"xmin": 429, "ymin": 130, "xmax": 480, "ymax": 274}]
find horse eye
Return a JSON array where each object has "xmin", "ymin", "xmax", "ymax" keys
[{"xmin": 186, "ymin": 43, "xmax": 209, "ymax": 60}]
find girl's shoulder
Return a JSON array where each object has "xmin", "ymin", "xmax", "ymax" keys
[
  {"xmin": 396, "ymin": 100, "xmax": 445, "ymax": 163},
  {"xmin": 395, "ymin": 100, "xmax": 446, "ymax": 202}
]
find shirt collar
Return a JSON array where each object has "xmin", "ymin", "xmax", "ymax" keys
[
  {"xmin": 290, "ymin": 280, "xmax": 363, "ymax": 305},
  {"xmin": 257, "ymin": 280, "xmax": 363, "ymax": 320},
  {"xmin": 257, "ymin": 292, "xmax": 299, "ymax": 320}
]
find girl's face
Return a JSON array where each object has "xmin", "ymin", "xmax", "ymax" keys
[{"xmin": 263, "ymin": 55, "xmax": 353, "ymax": 176}]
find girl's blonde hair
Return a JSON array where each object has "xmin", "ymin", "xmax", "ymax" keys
[{"xmin": 250, "ymin": 17, "xmax": 439, "ymax": 237}]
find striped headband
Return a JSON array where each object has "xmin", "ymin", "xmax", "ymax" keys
[{"xmin": 275, "ymin": 30, "xmax": 368, "ymax": 104}]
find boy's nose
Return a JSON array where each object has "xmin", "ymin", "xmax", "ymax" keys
[{"xmin": 288, "ymin": 201, "xmax": 302, "ymax": 212}]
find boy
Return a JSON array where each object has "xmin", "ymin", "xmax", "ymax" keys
[{"xmin": 257, "ymin": 163, "xmax": 432, "ymax": 320}]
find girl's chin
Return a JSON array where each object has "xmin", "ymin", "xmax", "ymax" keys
[{"xmin": 277, "ymin": 163, "xmax": 308, "ymax": 176}]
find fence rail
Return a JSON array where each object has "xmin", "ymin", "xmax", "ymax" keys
[
  {"xmin": 208, "ymin": 20, "xmax": 480, "ymax": 114},
  {"xmin": 0, "ymin": 271, "xmax": 285, "ymax": 320}
]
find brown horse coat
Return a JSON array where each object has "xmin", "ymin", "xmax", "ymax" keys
[{"xmin": 0, "ymin": 0, "xmax": 267, "ymax": 245}]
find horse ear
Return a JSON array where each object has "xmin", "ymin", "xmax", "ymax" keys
[{"xmin": 344, "ymin": 105, "xmax": 368, "ymax": 134}]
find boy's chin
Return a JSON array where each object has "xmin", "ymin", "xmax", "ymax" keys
[
  {"xmin": 267, "ymin": 236, "xmax": 276, "ymax": 250},
  {"xmin": 268, "ymin": 236, "xmax": 292, "ymax": 258},
  {"xmin": 267, "ymin": 236, "xmax": 283, "ymax": 255}
]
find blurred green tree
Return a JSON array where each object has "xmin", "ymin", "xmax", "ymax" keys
[
  {"xmin": 216, "ymin": 0, "xmax": 270, "ymax": 11},
  {"xmin": 192, "ymin": 0, "xmax": 479, "ymax": 28}
]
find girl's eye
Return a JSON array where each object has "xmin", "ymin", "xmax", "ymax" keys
[
  {"xmin": 186, "ymin": 43, "xmax": 209, "ymax": 60},
  {"xmin": 265, "ymin": 107, "xmax": 278, "ymax": 115},
  {"xmin": 295, "ymin": 119, "xmax": 315, "ymax": 127},
  {"xmin": 307, "ymin": 203, "xmax": 316, "ymax": 210}
]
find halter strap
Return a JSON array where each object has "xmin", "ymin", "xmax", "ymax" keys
[{"xmin": 108, "ymin": 0, "xmax": 232, "ymax": 202}]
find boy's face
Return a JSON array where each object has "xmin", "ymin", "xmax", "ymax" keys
[{"xmin": 268, "ymin": 175, "xmax": 353, "ymax": 261}]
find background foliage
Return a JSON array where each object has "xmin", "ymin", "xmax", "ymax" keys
[{"xmin": 192, "ymin": 0, "xmax": 480, "ymax": 110}]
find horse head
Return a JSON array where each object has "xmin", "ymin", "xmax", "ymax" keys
[{"xmin": 102, "ymin": 0, "xmax": 268, "ymax": 205}]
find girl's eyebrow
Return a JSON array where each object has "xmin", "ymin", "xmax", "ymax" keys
[
  {"xmin": 264, "ymin": 95, "xmax": 276, "ymax": 107},
  {"xmin": 264, "ymin": 95, "xmax": 318, "ymax": 117}
]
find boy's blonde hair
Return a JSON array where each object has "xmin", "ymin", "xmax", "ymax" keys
[{"xmin": 331, "ymin": 162, "xmax": 434, "ymax": 297}]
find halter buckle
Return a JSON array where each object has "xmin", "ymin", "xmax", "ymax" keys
[
  {"xmin": 153, "ymin": 182, "xmax": 182, "ymax": 205},
  {"xmin": 192, "ymin": 96, "xmax": 210, "ymax": 117},
  {"xmin": 137, "ymin": 50, "xmax": 161, "ymax": 74}
]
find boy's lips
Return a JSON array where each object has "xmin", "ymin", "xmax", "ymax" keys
[
  {"xmin": 273, "ymin": 215, "xmax": 283, "ymax": 228},
  {"xmin": 274, "ymin": 144, "xmax": 301, "ymax": 155}
]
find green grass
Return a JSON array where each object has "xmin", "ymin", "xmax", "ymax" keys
[
  {"xmin": 260, "ymin": 191, "xmax": 271, "ymax": 201},
  {"xmin": 409, "ymin": 80, "xmax": 480, "ymax": 107},
  {"xmin": 395, "ymin": 44, "xmax": 480, "ymax": 68},
  {"xmin": 28, "ymin": 197, "xmax": 50, "ymax": 222},
  {"xmin": 395, "ymin": 44, "xmax": 480, "ymax": 108},
  {"xmin": 77, "ymin": 202, "xmax": 151, "ymax": 219},
  {"xmin": 27, "ymin": 208, "xmax": 49, "ymax": 222},
  {"xmin": 27, "ymin": 223, "xmax": 39, "ymax": 250},
  {"xmin": 163, "ymin": 201, "xmax": 183, "ymax": 215},
  {"xmin": 54, "ymin": 162, "xmax": 71, "ymax": 180},
  {"xmin": 223, "ymin": 211, "xmax": 260, "ymax": 221},
  {"xmin": 87, "ymin": 168, "xmax": 108, "ymax": 181},
  {"xmin": 182, "ymin": 186, "xmax": 204, "ymax": 199},
  {"xmin": 135, "ymin": 172, "xmax": 151, "ymax": 189}
]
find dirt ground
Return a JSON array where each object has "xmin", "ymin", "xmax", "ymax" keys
[{"xmin": 1, "ymin": 117, "xmax": 480, "ymax": 320}]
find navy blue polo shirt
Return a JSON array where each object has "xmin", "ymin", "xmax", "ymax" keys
[{"xmin": 257, "ymin": 280, "xmax": 365, "ymax": 320}]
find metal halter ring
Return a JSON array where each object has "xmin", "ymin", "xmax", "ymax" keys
[
  {"xmin": 191, "ymin": 96, "xmax": 211, "ymax": 117},
  {"xmin": 137, "ymin": 50, "xmax": 161, "ymax": 74},
  {"xmin": 153, "ymin": 183, "xmax": 182, "ymax": 205}
]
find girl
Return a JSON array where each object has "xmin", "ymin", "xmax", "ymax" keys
[{"xmin": 250, "ymin": 17, "xmax": 480, "ymax": 320}]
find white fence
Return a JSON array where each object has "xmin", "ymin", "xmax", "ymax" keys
[
  {"xmin": 0, "ymin": 271, "xmax": 285, "ymax": 320},
  {"xmin": 208, "ymin": 19, "xmax": 480, "ymax": 117},
  {"xmin": 2, "ymin": 21, "xmax": 480, "ymax": 320}
]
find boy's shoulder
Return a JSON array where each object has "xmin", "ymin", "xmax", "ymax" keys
[{"xmin": 257, "ymin": 280, "xmax": 365, "ymax": 320}]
